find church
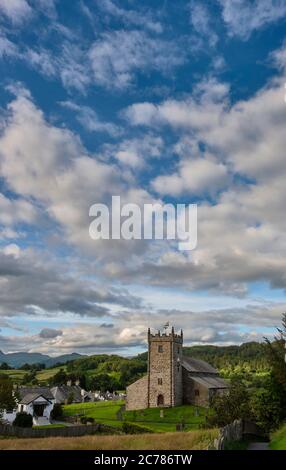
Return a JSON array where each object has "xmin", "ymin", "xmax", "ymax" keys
[{"xmin": 126, "ymin": 326, "xmax": 229, "ymax": 410}]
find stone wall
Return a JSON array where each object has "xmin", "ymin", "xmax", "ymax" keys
[
  {"xmin": 126, "ymin": 375, "xmax": 148, "ymax": 411},
  {"xmin": 182, "ymin": 369, "xmax": 210, "ymax": 407},
  {"xmin": 0, "ymin": 423, "xmax": 119, "ymax": 438}
]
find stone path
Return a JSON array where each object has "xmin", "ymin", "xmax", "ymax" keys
[{"xmin": 248, "ymin": 442, "xmax": 269, "ymax": 450}]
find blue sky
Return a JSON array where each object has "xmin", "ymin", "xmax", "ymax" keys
[{"xmin": 0, "ymin": 0, "xmax": 286, "ymax": 356}]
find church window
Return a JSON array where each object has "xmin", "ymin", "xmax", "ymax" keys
[
  {"xmin": 158, "ymin": 378, "xmax": 163, "ymax": 385},
  {"xmin": 158, "ymin": 345, "xmax": 163, "ymax": 353},
  {"xmin": 195, "ymin": 389, "xmax": 200, "ymax": 396}
]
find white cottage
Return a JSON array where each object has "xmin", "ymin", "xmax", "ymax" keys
[{"xmin": 3, "ymin": 387, "xmax": 55, "ymax": 426}]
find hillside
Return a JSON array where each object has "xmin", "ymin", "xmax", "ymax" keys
[
  {"xmin": 0, "ymin": 342, "xmax": 269, "ymax": 388},
  {"xmin": 0, "ymin": 350, "xmax": 84, "ymax": 368}
]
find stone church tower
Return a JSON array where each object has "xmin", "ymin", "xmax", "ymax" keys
[{"xmin": 147, "ymin": 327, "xmax": 183, "ymax": 407}]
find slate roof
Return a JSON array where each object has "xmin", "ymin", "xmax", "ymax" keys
[
  {"xmin": 189, "ymin": 375, "xmax": 229, "ymax": 389},
  {"xmin": 17, "ymin": 387, "xmax": 54, "ymax": 403},
  {"xmin": 20, "ymin": 393, "xmax": 52, "ymax": 405},
  {"xmin": 50, "ymin": 385, "xmax": 83, "ymax": 403},
  {"xmin": 182, "ymin": 356, "xmax": 218, "ymax": 375}
]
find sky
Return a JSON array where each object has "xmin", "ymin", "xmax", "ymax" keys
[{"xmin": 0, "ymin": 0, "xmax": 286, "ymax": 356}]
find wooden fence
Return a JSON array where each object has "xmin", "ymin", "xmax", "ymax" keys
[{"xmin": 0, "ymin": 423, "xmax": 119, "ymax": 438}]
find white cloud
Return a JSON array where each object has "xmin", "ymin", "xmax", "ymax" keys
[
  {"xmin": 190, "ymin": 1, "xmax": 218, "ymax": 47},
  {"xmin": 60, "ymin": 101, "xmax": 121, "ymax": 136},
  {"xmin": 89, "ymin": 30, "xmax": 185, "ymax": 89},
  {"xmin": 0, "ymin": 34, "xmax": 18, "ymax": 58},
  {"xmin": 0, "ymin": 0, "xmax": 33, "ymax": 24},
  {"xmin": 96, "ymin": 0, "xmax": 163, "ymax": 33},
  {"xmin": 119, "ymin": 74, "xmax": 286, "ymax": 294},
  {"xmin": 0, "ymin": 193, "xmax": 37, "ymax": 226},
  {"xmin": 218, "ymin": 0, "xmax": 286, "ymax": 39},
  {"xmin": 152, "ymin": 158, "xmax": 228, "ymax": 196},
  {"xmin": 104, "ymin": 134, "xmax": 164, "ymax": 169}
]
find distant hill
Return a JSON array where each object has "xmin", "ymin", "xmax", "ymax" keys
[
  {"xmin": 0, "ymin": 350, "xmax": 84, "ymax": 368},
  {"xmin": 183, "ymin": 342, "xmax": 268, "ymax": 370},
  {"xmin": 130, "ymin": 342, "xmax": 267, "ymax": 368},
  {"xmin": 0, "ymin": 341, "xmax": 268, "ymax": 372}
]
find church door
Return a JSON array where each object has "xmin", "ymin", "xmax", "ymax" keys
[{"xmin": 157, "ymin": 394, "xmax": 164, "ymax": 406}]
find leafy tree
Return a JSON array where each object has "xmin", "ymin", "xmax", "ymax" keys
[
  {"xmin": 208, "ymin": 381, "xmax": 252, "ymax": 427},
  {"xmin": 250, "ymin": 379, "xmax": 284, "ymax": 431},
  {"xmin": 264, "ymin": 312, "xmax": 286, "ymax": 392},
  {"xmin": 50, "ymin": 369, "xmax": 67, "ymax": 386},
  {"xmin": 0, "ymin": 376, "xmax": 16, "ymax": 418},
  {"xmin": 22, "ymin": 370, "xmax": 38, "ymax": 385}
]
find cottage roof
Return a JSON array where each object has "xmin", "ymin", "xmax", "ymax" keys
[
  {"xmin": 50, "ymin": 385, "xmax": 83, "ymax": 403},
  {"xmin": 18, "ymin": 386, "xmax": 54, "ymax": 402},
  {"xmin": 182, "ymin": 356, "xmax": 218, "ymax": 374},
  {"xmin": 19, "ymin": 393, "xmax": 52, "ymax": 405}
]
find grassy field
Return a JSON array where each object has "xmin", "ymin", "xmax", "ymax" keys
[
  {"xmin": 0, "ymin": 429, "xmax": 218, "ymax": 450},
  {"xmin": 63, "ymin": 401, "xmax": 125, "ymax": 428},
  {"xmin": 62, "ymin": 401, "xmax": 208, "ymax": 432},
  {"xmin": 0, "ymin": 367, "xmax": 65, "ymax": 384},
  {"xmin": 269, "ymin": 424, "xmax": 286, "ymax": 450},
  {"xmin": 0, "ymin": 369, "xmax": 26, "ymax": 382}
]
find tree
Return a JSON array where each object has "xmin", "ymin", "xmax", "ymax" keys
[
  {"xmin": 50, "ymin": 369, "xmax": 67, "ymax": 386},
  {"xmin": 22, "ymin": 370, "xmax": 38, "ymax": 385},
  {"xmin": 208, "ymin": 381, "xmax": 252, "ymax": 427},
  {"xmin": 250, "ymin": 380, "xmax": 284, "ymax": 431},
  {"xmin": 264, "ymin": 312, "xmax": 286, "ymax": 392},
  {"xmin": 13, "ymin": 412, "xmax": 33, "ymax": 428},
  {"xmin": 0, "ymin": 376, "xmax": 17, "ymax": 419}
]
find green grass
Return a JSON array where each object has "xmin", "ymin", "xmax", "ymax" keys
[
  {"xmin": 62, "ymin": 401, "xmax": 125, "ymax": 428},
  {"xmin": 32, "ymin": 424, "xmax": 66, "ymax": 429},
  {"xmin": 270, "ymin": 424, "xmax": 286, "ymax": 450},
  {"xmin": 0, "ymin": 369, "xmax": 26, "ymax": 382},
  {"xmin": 123, "ymin": 404, "xmax": 208, "ymax": 432},
  {"xmin": 0, "ymin": 366, "xmax": 65, "ymax": 384},
  {"xmin": 62, "ymin": 401, "xmax": 208, "ymax": 433},
  {"xmin": 36, "ymin": 366, "xmax": 66, "ymax": 383}
]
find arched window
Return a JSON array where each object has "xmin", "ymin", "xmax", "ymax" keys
[{"xmin": 157, "ymin": 394, "xmax": 164, "ymax": 406}]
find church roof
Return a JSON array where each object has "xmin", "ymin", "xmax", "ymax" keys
[
  {"xmin": 189, "ymin": 375, "xmax": 229, "ymax": 389},
  {"xmin": 182, "ymin": 356, "xmax": 218, "ymax": 374}
]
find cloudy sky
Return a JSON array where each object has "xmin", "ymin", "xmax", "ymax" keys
[{"xmin": 0, "ymin": 0, "xmax": 286, "ymax": 356}]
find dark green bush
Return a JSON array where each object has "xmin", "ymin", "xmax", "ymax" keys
[
  {"xmin": 50, "ymin": 403, "xmax": 63, "ymax": 420},
  {"xmin": 122, "ymin": 422, "xmax": 152, "ymax": 434},
  {"xmin": 13, "ymin": 412, "xmax": 33, "ymax": 428}
]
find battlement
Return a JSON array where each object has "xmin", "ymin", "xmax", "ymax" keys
[{"xmin": 147, "ymin": 327, "xmax": 183, "ymax": 343}]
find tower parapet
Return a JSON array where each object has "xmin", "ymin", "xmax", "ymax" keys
[{"xmin": 148, "ymin": 326, "xmax": 183, "ymax": 343}]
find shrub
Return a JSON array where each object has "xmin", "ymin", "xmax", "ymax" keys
[
  {"xmin": 122, "ymin": 422, "xmax": 153, "ymax": 434},
  {"xmin": 50, "ymin": 403, "xmax": 63, "ymax": 420},
  {"xmin": 13, "ymin": 412, "xmax": 33, "ymax": 428}
]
